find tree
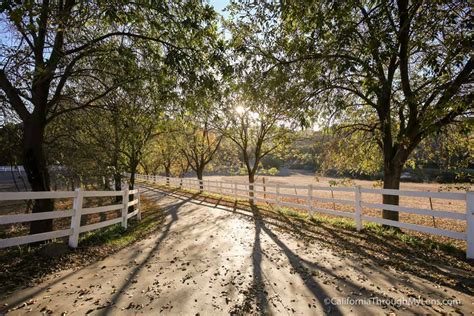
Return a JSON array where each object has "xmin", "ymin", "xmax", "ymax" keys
[
  {"xmin": 178, "ymin": 113, "xmax": 224, "ymax": 191},
  {"xmin": 413, "ymin": 123, "xmax": 473, "ymax": 177},
  {"xmin": 149, "ymin": 135, "xmax": 185, "ymax": 177},
  {"xmin": 220, "ymin": 17, "xmax": 301, "ymax": 200},
  {"xmin": 229, "ymin": 0, "xmax": 473, "ymax": 220},
  {"xmin": 222, "ymin": 92, "xmax": 294, "ymax": 200},
  {"xmin": 46, "ymin": 108, "xmax": 112, "ymax": 191},
  {"xmin": 317, "ymin": 121, "xmax": 473, "ymax": 183},
  {"xmin": 118, "ymin": 88, "xmax": 167, "ymax": 190},
  {"xmin": 141, "ymin": 129, "xmax": 191, "ymax": 188},
  {"xmin": 0, "ymin": 0, "xmax": 223, "ymax": 234},
  {"xmin": 140, "ymin": 141, "xmax": 165, "ymax": 176}
]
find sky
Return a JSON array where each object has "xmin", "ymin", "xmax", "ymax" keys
[{"xmin": 209, "ymin": 0, "xmax": 230, "ymax": 18}]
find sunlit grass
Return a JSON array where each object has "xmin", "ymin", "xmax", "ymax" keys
[{"xmin": 79, "ymin": 197, "xmax": 163, "ymax": 248}]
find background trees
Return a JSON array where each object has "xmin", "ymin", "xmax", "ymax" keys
[{"xmin": 142, "ymin": 135, "xmax": 183, "ymax": 178}]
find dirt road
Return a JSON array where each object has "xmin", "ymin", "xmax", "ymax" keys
[{"xmin": 1, "ymin": 185, "xmax": 472, "ymax": 315}]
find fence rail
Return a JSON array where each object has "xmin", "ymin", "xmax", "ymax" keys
[
  {"xmin": 136, "ymin": 174, "xmax": 473, "ymax": 259},
  {"xmin": 0, "ymin": 188, "xmax": 141, "ymax": 249}
]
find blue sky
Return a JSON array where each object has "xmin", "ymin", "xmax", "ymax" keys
[{"xmin": 209, "ymin": 0, "xmax": 230, "ymax": 17}]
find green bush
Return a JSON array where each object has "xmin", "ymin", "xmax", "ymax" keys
[{"xmin": 268, "ymin": 167, "xmax": 279, "ymax": 176}]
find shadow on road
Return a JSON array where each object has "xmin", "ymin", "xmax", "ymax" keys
[
  {"xmin": 149, "ymin": 184, "xmax": 474, "ymax": 300},
  {"xmin": 99, "ymin": 187, "xmax": 197, "ymax": 314}
]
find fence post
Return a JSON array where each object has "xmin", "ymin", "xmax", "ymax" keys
[
  {"xmin": 69, "ymin": 188, "xmax": 83, "ymax": 248},
  {"xmin": 233, "ymin": 182, "xmax": 237, "ymax": 198},
  {"xmin": 307, "ymin": 184, "xmax": 313, "ymax": 213},
  {"xmin": 137, "ymin": 187, "xmax": 142, "ymax": 221},
  {"xmin": 276, "ymin": 184, "xmax": 280, "ymax": 207},
  {"xmin": 467, "ymin": 192, "xmax": 474, "ymax": 259},
  {"xmin": 354, "ymin": 185, "xmax": 362, "ymax": 231},
  {"xmin": 122, "ymin": 188, "xmax": 129, "ymax": 229}
]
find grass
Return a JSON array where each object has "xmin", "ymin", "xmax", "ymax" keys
[
  {"xmin": 273, "ymin": 204, "xmax": 462, "ymax": 255},
  {"xmin": 276, "ymin": 204, "xmax": 461, "ymax": 255},
  {"xmin": 363, "ymin": 221, "xmax": 460, "ymax": 253},
  {"xmin": 79, "ymin": 200, "xmax": 163, "ymax": 248},
  {"xmin": 79, "ymin": 225, "xmax": 128, "ymax": 246}
]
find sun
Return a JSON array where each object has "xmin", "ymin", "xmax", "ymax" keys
[{"xmin": 235, "ymin": 105, "xmax": 246, "ymax": 114}]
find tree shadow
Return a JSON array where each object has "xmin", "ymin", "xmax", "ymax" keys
[
  {"xmin": 214, "ymin": 197, "xmax": 222, "ymax": 208},
  {"xmin": 148, "ymin": 184, "xmax": 474, "ymax": 297},
  {"xmin": 265, "ymin": 207, "xmax": 474, "ymax": 296},
  {"xmin": 98, "ymin": 193, "xmax": 192, "ymax": 315},
  {"xmin": 3, "ymin": 183, "xmax": 471, "ymax": 314},
  {"xmin": 230, "ymin": 205, "xmax": 269, "ymax": 314},
  {"xmin": 251, "ymin": 204, "xmax": 346, "ymax": 315}
]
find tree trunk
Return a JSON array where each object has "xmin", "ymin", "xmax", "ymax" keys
[
  {"xmin": 129, "ymin": 171, "xmax": 136, "ymax": 190},
  {"xmin": 382, "ymin": 160, "xmax": 402, "ymax": 221},
  {"xmin": 23, "ymin": 120, "xmax": 54, "ymax": 235},
  {"xmin": 248, "ymin": 172, "xmax": 255, "ymax": 203},
  {"xmin": 197, "ymin": 169, "xmax": 204, "ymax": 192},
  {"xmin": 165, "ymin": 166, "xmax": 170, "ymax": 186},
  {"xmin": 129, "ymin": 163, "xmax": 137, "ymax": 190},
  {"xmin": 114, "ymin": 173, "xmax": 122, "ymax": 203},
  {"xmin": 114, "ymin": 173, "xmax": 122, "ymax": 191}
]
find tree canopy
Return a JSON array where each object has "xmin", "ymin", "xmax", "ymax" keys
[{"xmin": 0, "ymin": 0, "xmax": 472, "ymax": 233}]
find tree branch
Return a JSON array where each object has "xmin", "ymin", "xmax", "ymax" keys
[{"xmin": 0, "ymin": 70, "xmax": 30, "ymax": 121}]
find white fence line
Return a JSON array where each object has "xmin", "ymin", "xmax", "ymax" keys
[
  {"xmin": 0, "ymin": 188, "xmax": 141, "ymax": 249},
  {"xmin": 135, "ymin": 174, "xmax": 473, "ymax": 259}
]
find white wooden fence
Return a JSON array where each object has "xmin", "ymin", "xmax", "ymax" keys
[
  {"xmin": 0, "ymin": 188, "xmax": 141, "ymax": 249},
  {"xmin": 136, "ymin": 174, "xmax": 474, "ymax": 259}
]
